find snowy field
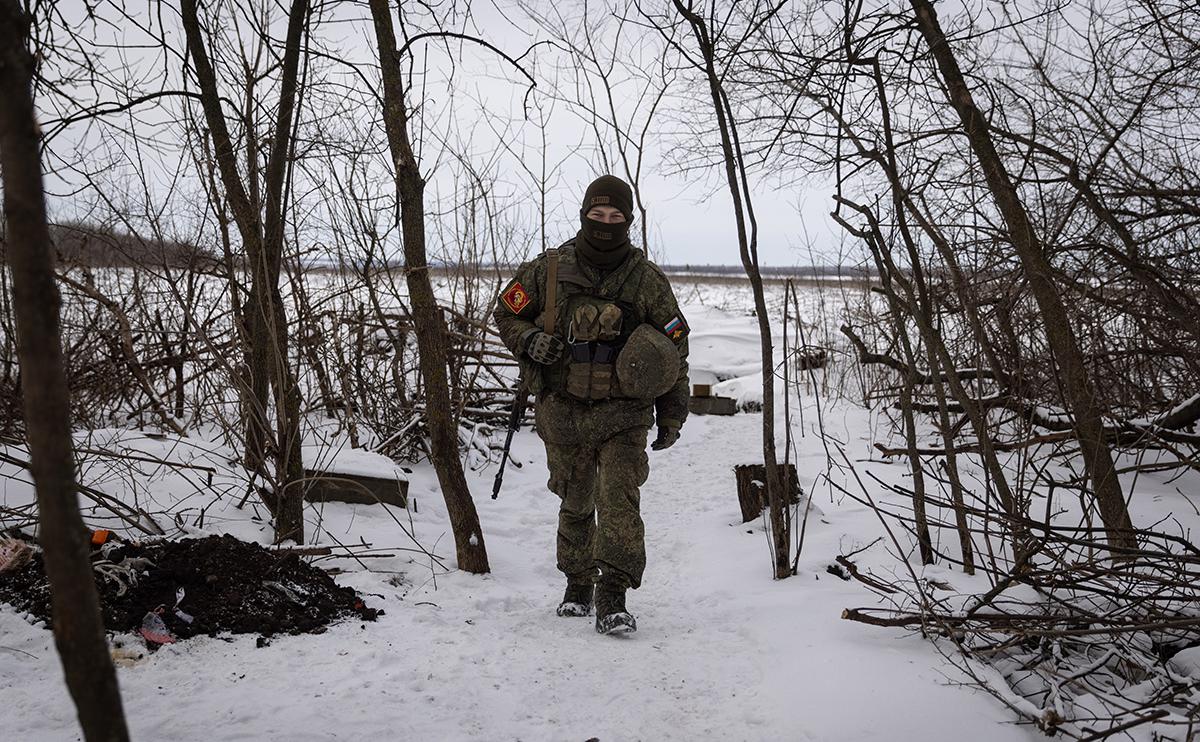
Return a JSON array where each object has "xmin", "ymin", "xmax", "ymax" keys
[{"xmin": 2, "ymin": 275, "xmax": 1195, "ymax": 740}]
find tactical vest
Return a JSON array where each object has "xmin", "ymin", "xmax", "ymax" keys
[{"xmin": 540, "ymin": 245, "xmax": 652, "ymax": 402}]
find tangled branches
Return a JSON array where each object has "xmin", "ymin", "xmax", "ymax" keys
[{"xmin": 828, "ymin": 452, "xmax": 1200, "ymax": 740}]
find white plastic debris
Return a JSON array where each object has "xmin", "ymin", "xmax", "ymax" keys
[
  {"xmin": 173, "ymin": 587, "xmax": 194, "ymax": 625},
  {"xmin": 263, "ymin": 580, "xmax": 305, "ymax": 605},
  {"xmin": 92, "ymin": 561, "xmax": 139, "ymax": 597}
]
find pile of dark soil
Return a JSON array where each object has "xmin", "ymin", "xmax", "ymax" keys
[{"xmin": 0, "ymin": 534, "xmax": 379, "ymax": 641}]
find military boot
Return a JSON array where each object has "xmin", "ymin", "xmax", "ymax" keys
[
  {"xmin": 594, "ymin": 585, "xmax": 636, "ymax": 635},
  {"xmin": 556, "ymin": 582, "xmax": 594, "ymax": 617}
]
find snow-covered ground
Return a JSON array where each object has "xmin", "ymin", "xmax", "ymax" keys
[
  {"xmin": 0, "ymin": 298, "xmax": 1027, "ymax": 741},
  {"xmin": 0, "ymin": 413, "xmax": 1034, "ymax": 741},
  {"xmin": 5, "ymin": 284, "xmax": 1177, "ymax": 741}
]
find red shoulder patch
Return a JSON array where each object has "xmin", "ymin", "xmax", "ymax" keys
[{"xmin": 502, "ymin": 281, "xmax": 531, "ymax": 314}]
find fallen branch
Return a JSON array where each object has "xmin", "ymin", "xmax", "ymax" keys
[
  {"xmin": 835, "ymin": 555, "xmax": 897, "ymax": 594},
  {"xmin": 841, "ymin": 325, "xmax": 996, "ymax": 383}
]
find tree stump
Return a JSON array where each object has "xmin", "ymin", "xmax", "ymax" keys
[
  {"xmin": 733, "ymin": 464, "xmax": 801, "ymax": 523},
  {"xmin": 689, "ymin": 395, "xmax": 738, "ymax": 416},
  {"xmin": 303, "ymin": 470, "xmax": 408, "ymax": 507},
  {"xmin": 795, "ymin": 346, "xmax": 827, "ymax": 370}
]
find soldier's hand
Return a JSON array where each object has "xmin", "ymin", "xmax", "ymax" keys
[
  {"xmin": 525, "ymin": 330, "xmax": 565, "ymax": 365},
  {"xmin": 650, "ymin": 425, "xmax": 680, "ymax": 451}
]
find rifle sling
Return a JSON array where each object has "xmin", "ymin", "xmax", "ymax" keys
[{"xmin": 543, "ymin": 248, "xmax": 560, "ymax": 336}]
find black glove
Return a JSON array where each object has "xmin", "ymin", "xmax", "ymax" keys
[
  {"xmin": 525, "ymin": 330, "xmax": 565, "ymax": 365},
  {"xmin": 650, "ymin": 426, "xmax": 680, "ymax": 451}
]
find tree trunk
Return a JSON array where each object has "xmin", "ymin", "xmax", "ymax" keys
[
  {"xmin": 367, "ymin": 0, "xmax": 489, "ymax": 573},
  {"xmin": 258, "ymin": 0, "xmax": 309, "ymax": 544},
  {"xmin": 910, "ymin": 0, "xmax": 1135, "ymax": 549},
  {"xmin": 0, "ymin": 3, "xmax": 130, "ymax": 738},
  {"xmin": 923, "ymin": 344, "xmax": 975, "ymax": 574},
  {"xmin": 198, "ymin": 138, "xmax": 268, "ymax": 472},
  {"xmin": 180, "ymin": 0, "xmax": 309, "ymax": 542},
  {"xmin": 899, "ymin": 377, "xmax": 935, "ymax": 564}
]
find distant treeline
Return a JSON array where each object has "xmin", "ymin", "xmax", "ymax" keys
[
  {"xmin": 2, "ymin": 222, "xmax": 867, "ymax": 279},
  {"xmin": 0, "ymin": 221, "xmax": 219, "ymax": 269},
  {"xmin": 421, "ymin": 261, "xmax": 871, "ymax": 279},
  {"xmin": 656, "ymin": 264, "xmax": 869, "ymax": 278}
]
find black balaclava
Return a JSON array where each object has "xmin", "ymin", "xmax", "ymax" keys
[{"xmin": 577, "ymin": 175, "xmax": 634, "ymax": 270}]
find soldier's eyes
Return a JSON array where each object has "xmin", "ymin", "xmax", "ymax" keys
[{"xmin": 588, "ymin": 212, "xmax": 625, "ymax": 223}]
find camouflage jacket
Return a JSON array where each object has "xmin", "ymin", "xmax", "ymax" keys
[{"xmin": 492, "ymin": 241, "xmax": 690, "ymax": 430}]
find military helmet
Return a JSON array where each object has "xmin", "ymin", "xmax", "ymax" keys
[{"xmin": 616, "ymin": 324, "xmax": 680, "ymax": 399}]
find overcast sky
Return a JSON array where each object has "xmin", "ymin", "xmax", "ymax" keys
[{"xmin": 37, "ymin": 0, "xmax": 848, "ymax": 268}]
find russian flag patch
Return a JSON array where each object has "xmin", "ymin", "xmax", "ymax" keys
[{"xmin": 663, "ymin": 316, "xmax": 686, "ymax": 340}]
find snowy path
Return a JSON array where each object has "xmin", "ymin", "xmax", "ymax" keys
[{"xmin": 0, "ymin": 407, "xmax": 1037, "ymax": 741}]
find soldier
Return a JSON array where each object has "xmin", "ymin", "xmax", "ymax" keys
[{"xmin": 493, "ymin": 174, "xmax": 690, "ymax": 635}]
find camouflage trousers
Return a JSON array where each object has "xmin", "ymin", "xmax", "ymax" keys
[{"xmin": 534, "ymin": 392, "xmax": 654, "ymax": 590}]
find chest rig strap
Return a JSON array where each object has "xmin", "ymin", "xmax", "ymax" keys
[{"xmin": 542, "ymin": 248, "xmax": 559, "ymax": 336}]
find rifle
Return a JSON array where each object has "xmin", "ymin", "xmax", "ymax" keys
[
  {"xmin": 491, "ymin": 248, "xmax": 559, "ymax": 500},
  {"xmin": 491, "ymin": 381, "xmax": 529, "ymax": 499}
]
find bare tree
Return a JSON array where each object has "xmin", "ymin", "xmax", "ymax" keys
[
  {"xmin": 367, "ymin": 0, "xmax": 490, "ymax": 574},
  {"xmin": 0, "ymin": 2, "xmax": 129, "ymax": 739},
  {"xmin": 522, "ymin": 0, "xmax": 677, "ymax": 257},
  {"xmin": 664, "ymin": 0, "xmax": 792, "ymax": 579},
  {"xmin": 909, "ymin": 0, "xmax": 1134, "ymax": 548},
  {"xmin": 180, "ymin": 0, "xmax": 309, "ymax": 542}
]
